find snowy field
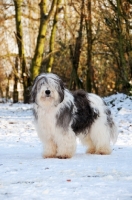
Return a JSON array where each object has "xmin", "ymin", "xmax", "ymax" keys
[{"xmin": 0, "ymin": 93, "xmax": 132, "ymax": 200}]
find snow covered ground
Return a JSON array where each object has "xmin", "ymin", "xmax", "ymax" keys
[{"xmin": 0, "ymin": 93, "xmax": 132, "ymax": 200}]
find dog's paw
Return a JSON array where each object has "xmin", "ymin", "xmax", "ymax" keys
[
  {"xmin": 42, "ymin": 154, "xmax": 56, "ymax": 159},
  {"xmin": 56, "ymin": 155, "xmax": 72, "ymax": 159},
  {"xmin": 86, "ymin": 148, "xmax": 96, "ymax": 154},
  {"xmin": 95, "ymin": 147, "xmax": 112, "ymax": 155},
  {"xmin": 95, "ymin": 151, "xmax": 110, "ymax": 155}
]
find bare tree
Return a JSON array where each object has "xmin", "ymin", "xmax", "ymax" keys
[
  {"xmin": 99, "ymin": 0, "xmax": 132, "ymax": 93},
  {"xmin": 69, "ymin": 0, "xmax": 85, "ymax": 90}
]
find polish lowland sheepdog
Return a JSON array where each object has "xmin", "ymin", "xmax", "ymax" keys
[{"xmin": 31, "ymin": 73, "xmax": 118, "ymax": 159}]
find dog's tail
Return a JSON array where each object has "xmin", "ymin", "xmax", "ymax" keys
[{"xmin": 110, "ymin": 122, "xmax": 118, "ymax": 144}]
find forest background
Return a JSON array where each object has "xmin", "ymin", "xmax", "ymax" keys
[{"xmin": 0, "ymin": 0, "xmax": 132, "ymax": 103}]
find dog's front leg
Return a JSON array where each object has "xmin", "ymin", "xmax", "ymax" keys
[
  {"xmin": 42, "ymin": 139, "xmax": 57, "ymax": 158},
  {"xmin": 56, "ymin": 133, "xmax": 76, "ymax": 159}
]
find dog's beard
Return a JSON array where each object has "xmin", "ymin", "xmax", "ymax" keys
[{"xmin": 36, "ymin": 90, "xmax": 60, "ymax": 108}]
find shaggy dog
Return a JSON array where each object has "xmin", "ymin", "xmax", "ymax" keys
[{"xmin": 31, "ymin": 73, "xmax": 118, "ymax": 159}]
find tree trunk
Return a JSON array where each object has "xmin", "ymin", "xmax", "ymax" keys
[
  {"xmin": 47, "ymin": 0, "xmax": 62, "ymax": 72},
  {"xmin": 69, "ymin": 0, "xmax": 84, "ymax": 90},
  {"xmin": 14, "ymin": 0, "xmax": 29, "ymax": 103},
  {"xmin": 0, "ymin": 86, "xmax": 3, "ymax": 100},
  {"xmin": 85, "ymin": 0, "xmax": 98, "ymax": 93},
  {"xmin": 13, "ymin": 57, "xmax": 19, "ymax": 103},
  {"xmin": 69, "ymin": 45, "xmax": 83, "ymax": 90},
  {"xmin": 117, "ymin": 0, "xmax": 127, "ymax": 80},
  {"xmin": 31, "ymin": 0, "xmax": 57, "ymax": 80},
  {"xmin": 6, "ymin": 76, "xmax": 10, "ymax": 101},
  {"xmin": 85, "ymin": 0, "xmax": 92, "ymax": 92}
]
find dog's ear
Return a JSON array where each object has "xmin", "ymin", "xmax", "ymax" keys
[
  {"xmin": 30, "ymin": 74, "xmax": 42, "ymax": 103},
  {"xmin": 58, "ymin": 79, "xmax": 65, "ymax": 103},
  {"xmin": 30, "ymin": 77, "xmax": 38, "ymax": 103}
]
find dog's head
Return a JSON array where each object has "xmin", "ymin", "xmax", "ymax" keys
[{"xmin": 30, "ymin": 73, "xmax": 65, "ymax": 108}]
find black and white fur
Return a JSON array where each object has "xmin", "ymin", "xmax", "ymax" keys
[{"xmin": 31, "ymin": 73, "xmax": 118, "ymax": 158}]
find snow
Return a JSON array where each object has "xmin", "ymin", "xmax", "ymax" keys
[{"xmin": 0, "ymin": 93, "xmax": 132, "ymax": 200}]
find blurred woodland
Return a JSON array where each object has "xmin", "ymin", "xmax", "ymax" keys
[{"xmin": 0, "ymin": 0, "xmax": 132, "ymax": 103}]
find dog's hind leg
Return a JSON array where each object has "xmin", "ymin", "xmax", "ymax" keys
[
  {"xmin": 79, "ymin": 134, "xmax": 96, "ymax": 154},
  {"xmin": 86, "ymin": 136, "xmax": 96, "ymax": 154},
  {"xmin": 79, "ymin": 120, "xmax": 112, "ymax": 155},
  {"xmin": 89, "ymin": 121, "xmax": 112, "ymax": 155}
]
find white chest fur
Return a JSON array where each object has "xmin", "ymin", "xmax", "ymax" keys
[{"xmin": 35, "ymin": 106, "xmax": 58, "ymax": 141}]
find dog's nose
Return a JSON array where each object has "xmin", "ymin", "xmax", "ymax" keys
[{"xmin": 45, "ymin": 90, "xmax": 51, "ymax": 95}]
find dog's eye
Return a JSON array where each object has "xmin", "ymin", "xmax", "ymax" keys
[
  {"xmin": 40, "ymin": 81, "xmax": 45, "ymax": 86},
  {"xmin": 37, "ymin": 84, "xmax": 42, "ymax": 90},
  {"xmin": 37, "ymin": 81, "xmax": 45, "ymax": 90}
]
